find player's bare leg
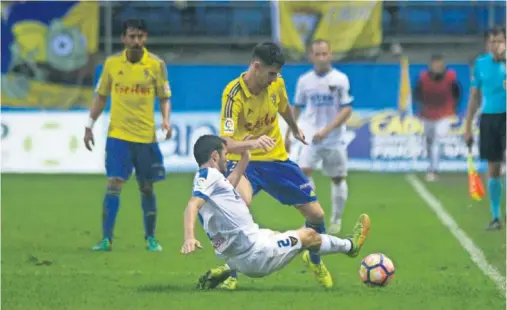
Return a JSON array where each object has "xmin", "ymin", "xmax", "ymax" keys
[
  {"xmin": 92, "ymin": 177, "xmax": 124, "ymax": 251},
  {"xmin": 297, "ymin": 201, "xmax": 333, "ymax": 288},
  {"xmin": 138, "ymin": 181, "xmax": 162, "ymax": 251},
  {"xmin": 486, "ymin": 161, "xmax": 503, "ymax": 230},
  {"xmin": 329, "ymin": 176, "xmax": 348, "ymax": 234}
]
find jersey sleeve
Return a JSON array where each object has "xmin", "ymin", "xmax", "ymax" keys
[
  {"xmin": 220, "ymin": 84, "xmax": 242, "ymax": 137},
  {"xmin": 277, "ymin": 76, "xmax": 289, "ymax": 113},
  {"xmin": 192, "ymin": 168, "xmax": 219, "ymax": 201},
  {"xmin": 155, "ymin": 59, "xmax": 171, "ymax": 99},
  {"xmin": 339, "ymin": 75, "xmax": 354, "ymax": 106},
  {"xmin": 293, "ymin": 77, "xmax": 306, "ymax": 106},
  {"xmin": 471, "ymin": 59, "xmax": 482, "ymax": 90},
  {"xmin": 95, "ymin": 59, "xmax": 112, "ymax": 96}
]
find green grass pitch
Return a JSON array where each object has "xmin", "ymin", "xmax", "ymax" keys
[{"xmin": 2, "ymin": 172, "xmax": 505, "ymax": 310}]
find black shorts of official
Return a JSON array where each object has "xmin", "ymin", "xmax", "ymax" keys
[{"xmin": 479, "ymin": 113, "xmax": 506, "ymax": 162}]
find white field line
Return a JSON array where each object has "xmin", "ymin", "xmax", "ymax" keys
[{"xmin": 405, "ymin": 174, "xmax": 506, "ymax": 295}]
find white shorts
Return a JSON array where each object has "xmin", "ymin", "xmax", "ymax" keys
[
  {"xmin": 296, "ymin": 144, "xmax": 348, "ymax": 177},
  {"xmin": 422, "ymin": 118, "xmax": 452, "ymax": 141},
  {"xmin": 227, "ymin": 229, "xmax": 303, "ymax": 278}
]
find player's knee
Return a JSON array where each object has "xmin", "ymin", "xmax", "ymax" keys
[
  {"xmin": 331, "ymin": 176, "xmax": 345, "ymax": 184},
  {"xmin": 107, "ymin": 178, "xmax": 124, "ymax": 191},
  {"xmin": 138, "ymin": 182, "xmax": 154, "ymax": 196},
  {"xmin": 298, "ymin": 202, "xmax": 325, "ymax": 223},
  {"xmin": 488, "ymin": 162, "xmax": 502, "ymax": 178},
  {"xmin": 299, "ymin": 228, "xmax": 322, "ymax": 250},
  {"xmin": 301, "ymin": 167, "xmax": 312, "ymax": 176}
]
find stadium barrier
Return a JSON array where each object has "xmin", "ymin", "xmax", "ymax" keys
[
  {"xmin": 2, "ymin": 63, "xmax": 484, "ymax": 174},
  {"xmin": 1, "ymin": 109, "xmax": 483, "ymax": 174}
]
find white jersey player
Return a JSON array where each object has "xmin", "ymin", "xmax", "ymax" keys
[
  {"xmin": 181, "ymin": 135, "xmax": 371, "ymax": 289},
  {"xmin": 285, "ymin": 39, "xmax": 353, "ymax": 234}
]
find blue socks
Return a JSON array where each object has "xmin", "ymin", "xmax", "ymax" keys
[
  {"xmin": 488, "ymin": 177, "xmax": 502, "ymax": 221},
  {"xmin": 305, "ymin": 220, "xmax": 326, "ymax": 264},
  {"xmin": 103, "ymin": 186, "xmax": 121, "ymax": 240},
  {"xmin": 142, "ymin": 192, "xmax": 157, "ymax": 238}
]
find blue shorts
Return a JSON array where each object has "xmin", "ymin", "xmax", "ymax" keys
[
  {"xmin": 105, "ymin": 137, "xmax": 165, "ymax": 182},
  {"xmin": 226, "ymin": 159, "xmax": 317, "ymax": 206}
]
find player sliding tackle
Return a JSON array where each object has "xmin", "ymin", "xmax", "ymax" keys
[
  {"xmin": 84, "ymin": 19, "xmax": 172, "ymax": 251},
  {"xmin": 181, "ymin": 135, "xmax": 371, "ymax": 290},
  {"xmin": 217, "ymin": 42, "xmax": 336, "ymax": 289}
]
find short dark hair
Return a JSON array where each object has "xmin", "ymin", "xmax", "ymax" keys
[
  {"xmin": 193, "ymin": 135, "xmax": 227, "ymax": 166},
  {"xmin": 252, "ymin": 42, "xmax": 285, "ymax": 68},
  {"xmin": 122, "ymin": 19, "xmax": 147, "ymax": 35},
  {"xmin": 430, "ymin": 53, "xmax": 444, "ymax": 61},
  {"xmin": 488, "ymin": 25, "xmax": 506, "ymax": 37}
]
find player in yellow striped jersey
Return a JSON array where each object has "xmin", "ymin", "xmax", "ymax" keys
[
  {"xmin": 84, "ymin": 19, "xmax": 172, "ymax": 252},
  {"xmin": 207, "ymin": 42, "xmax": 339, "ymax": 289}
]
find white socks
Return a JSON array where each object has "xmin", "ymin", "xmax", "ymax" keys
[
  {"xmin": 317, "ymin": 234, "xmax": 352, "ymax": 255},
  {"xmin": 331, "ymin": 180, "xmax": 348, "ymax": 222},
  {"xmin": 427, "ymin": 139, "xmax": 440, "ymax": 172}
]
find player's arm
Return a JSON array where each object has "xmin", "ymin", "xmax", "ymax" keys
[
  {"xmin": 227, "ymin": 150, "xmax": 250, "ymax": 187},
  {"xmin": 181, "ymin": 196, "xmax": 205, "ymax": 254},
  {"xmin": 285, "ymin": 77, "xmax": 305, "ymax": 142},
  {"xmin": 449, "ymin": 71, "xmax": 462, "ymax": 111},
  {"xmin": 155, "ymin": 59, "xmax": 173, "ymax": 138},
  {"xmin": 84, "ymin": 59, "xmax": 112, "ymax": 151},
  {"xmin": 89, "ymin": 60, "xmax": 112, "ymax": 124},
  {"xmin": 316, "ymin": 76, "xmax": 354, "ymax": 140},
  {"xmin": 464, "ymin": 59, "xmax": 482, "ymax": 146},
  {"xmin": 278, "ymin": 77, "xmax": 307, "ymax": 144}
]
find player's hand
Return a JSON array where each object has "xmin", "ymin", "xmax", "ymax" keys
[
  {"xmin": 181, "ymin": 238, "xmax": 202, "ymax": 254},
  {"xmin": 253, "ymin": 135, "xmax": 276, "ymax": 152},
  {"xmin": 464, "ymin": 128, "xmax": 473, "ymax": 149},
  {"xmin": 312, "ymin": 130, "xmax": 327, "ymax": 144},
  {"xmin": 162, "ymin": 121, "xmax": 172, "ymax": 140},
  {"xmin": 84, "ymin": 127, "xmax": 95, "ymax": 151},
  {"xmin": 292, "ymin": 128, "xmax": 308, "ymax": 145}
]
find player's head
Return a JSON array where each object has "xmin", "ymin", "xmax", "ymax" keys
[
  {"xmin": 121, "ymin": 19, "xmax": 147, "ymax": 55},
  {"xmin": 250, "ymin": 42, "xmax": 285, "ymax": 89},
  {"xmin": 488, "ymin": 26, "xmax": 506, "ymax": 59},
  {"xmin": 429, "ymin": 54, "xmax": 445, "ymax": 74},
  {"xmin": 193, "ymin": 135, "xmax": 228, "ymax": 174},
  {"xmin": 308, "ymin": 39, "xmax": 332, "ymax": 73}
]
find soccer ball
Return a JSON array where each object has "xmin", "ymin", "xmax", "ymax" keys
[{"xmin": 359, "ymin": 253, "xmax": 395, "ymax": 287}]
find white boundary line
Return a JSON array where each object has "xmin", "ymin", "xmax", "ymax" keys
[{"xmin": 405, "ymin": 174, "xmax": 506, "ymax": 295}]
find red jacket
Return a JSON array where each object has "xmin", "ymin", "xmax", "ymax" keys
[{"xmin": 413, "ymin": 69, "xmax": 461, "ymax": 120}]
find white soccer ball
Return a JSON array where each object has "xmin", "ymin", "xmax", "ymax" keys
[{"xmin": 359, "ymin": 253, "xmax": 395, "ymax": 287}]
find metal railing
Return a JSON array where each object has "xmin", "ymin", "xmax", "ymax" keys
[{"xmin": 100, "ymin": 1, "xmax": 505, "ymax": 53}]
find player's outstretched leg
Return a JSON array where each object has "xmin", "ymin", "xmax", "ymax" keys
[
  {"xmin": 92, "ymin": 178, "xmax": 123, "ymax": 251},
  {"xmin": 196, "ymin": 264, "xmax": 233, "ymax": 290},
  {"xmin": 303, "ymin": 213, "xmax": 371, "ymax": 258},
  {"xmin": 139, "ymin": 182, "xmax": 163, "ymax": 251}
]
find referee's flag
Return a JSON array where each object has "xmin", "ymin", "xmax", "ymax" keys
[{"xmin": 467, "ymin": 152, "xmax": 485, "ymax": 201}]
